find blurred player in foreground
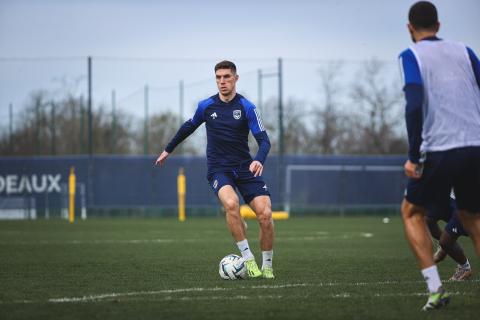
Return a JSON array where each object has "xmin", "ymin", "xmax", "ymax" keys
[
  {"xmin": 426, "ymin": 199, "xmax": 472, "ymax": 280},
  {"xmin": 155, "ymin": 61, "xmax": 275, "ymax": 279},
  {"xmin": 399, "ymin": 1, "xmax": 480, "ymax": 311}
]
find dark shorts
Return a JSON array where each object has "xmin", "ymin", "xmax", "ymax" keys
[
  {"xmin": 405, "ymin": 147, "xmax": 480, "ymax": 213},
  {"xmin": 445, "ymin": 211, "xmax": 468, "ymax": 237},
  {"xmin": 207, "ymin": 169, "xmax": 270, "ymax": 204},
  {"xmin": 426, "ymin": 199, "xmax": 468, "ymax": 237}
]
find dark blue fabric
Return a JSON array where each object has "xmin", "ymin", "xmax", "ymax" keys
[
  {"xmin": 445, "ymin": 210, "xmax": 468, "ymax": 237},
  {"xmin": 426, "ymin": 199, "xmax": 468, "ymax": 237},
  {"xmin": 165, "ymin": 120, "xmax": 200, "ymax": 153},
  {"xmin": 253, "ymin": 131, "xmax": 271, "ymax": 164},
  {"xmin": 404, "ymin": 84, "xmax": 424, "ymax": 163},
  {"xmin": 399, "ymin": 49, "xmax": 423, "ymax": 85},
  {"xmin": 467, "ymin": 47, "xmax": 480, "ymax": 89},
  {"xmin": 166, "ymin": 93, "xmax": 270, "ymax": 175},
  {"xmin": 207, "ymin": 169, "xmax": 270, "ymax": 204},
  {"xmin": 405, "ymin": 147, "xmax": 480, "ymax": 212}
]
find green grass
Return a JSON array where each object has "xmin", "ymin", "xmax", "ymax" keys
[{"xmin": 0, "ymin": 216, "xmax": 478, "ymax": 319}]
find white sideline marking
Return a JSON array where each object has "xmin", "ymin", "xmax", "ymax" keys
[
  {"xmin": 0, "ymin": 232, "xmax": 375, "ymax": 245},
  {"xmin": 1, "ymin": 280, "xmax": 477, "ymax": 305}
]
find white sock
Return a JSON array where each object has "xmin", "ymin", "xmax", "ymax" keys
[
  {"xmin": 262, "ymin": 250, "xmax": 273, "ymax": 269},
  {"xmin": 236, "ymin": 239, "xmax": 254, "ymax": 260},
  {"xmin": 421, "ymin": 265, "xmax": 442, "ymax": 293},
  {"xmin": 461, "ymin": 259, "xmax": 471, "ymax": 269}
]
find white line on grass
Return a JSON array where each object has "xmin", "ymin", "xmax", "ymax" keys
[
  {"xmin": 1, "ymin": 280, "xmax": 477, "ymax": 305},
  {"xmin": 0, "ymin": 232, "xmax": 375, "ymax": 246},
  {"xmin": 45, "ymin": 279, "xmax": 480, "ymax": 304}
]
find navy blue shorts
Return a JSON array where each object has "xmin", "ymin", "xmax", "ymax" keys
[
  {"xmin": 445, "ymin": 211, "xmax": 468, "ymax": 237},
  {"xmin": 405, "ymin": 147, "xmax": 480, "ymax": 212},
  {"xmin": 426, "ymin": 199, "xmax": 468, "ymax": 237},
  {"xmin": 207, "ymin": 169, "xmax": 270, "ymax": 204}
]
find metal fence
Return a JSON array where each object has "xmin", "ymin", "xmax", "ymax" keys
[{"xmin": 0, "ymin": 155, "xmax": 406, "ymax": 218}]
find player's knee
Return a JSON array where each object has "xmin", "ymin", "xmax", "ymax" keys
[
  {"xmin": 257, "ymin": 207, "xmax": 272, "ymax": 226},
  {"xmin": 223, "ymin": 198, "xmax": 239, "ymax": 213},
  {"xmin": 401, "ymin": 199, "xmax": 424, "ymax": 220}
]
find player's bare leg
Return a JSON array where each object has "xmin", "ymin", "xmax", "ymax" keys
[
  {"xmin": 249, "ymin": 195, "xmax": 274, "ymax": 251},
  {"xmin": 458, "ymin": 210, "xmax": 480, "ymax": 256},
  {"xmin": 401, "ymin": 199, "xmax": 449, "ymax": 309},
  {"xmin": 438, "ymin": 232, "xmax": 472, "ymax": 280},
  {"xmin": 402, "ymin": 199, "xmax": 434, "ymax": 268},
  {"xmin": 249, "ymin": 195, "xmax": 274, "ymax": 278},
  {"xmin": 425, "ymin": 216, "xmax": 447, "ymax": 262},
  {"xmin": 218, "ymin": 185, "xmax": 261, "ymax": 278},
  {"xmin": 218, "ymin": 185, "xmax": 244, "ymax": 241}
]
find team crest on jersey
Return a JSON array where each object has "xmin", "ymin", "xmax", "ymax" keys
[
  {"xmin": 211, "ymin": 112, "xmax": 218, "ymax": 120},
  {"xmin": 233, "ymin": 110, "xmax": 241, "ymax": 120}
]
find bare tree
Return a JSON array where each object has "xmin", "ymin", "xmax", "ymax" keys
[
  {"xmin": 345, "ymin": 59, "xmax": 407, "ymax": 154},
  {"xmin": 0, "ymin": 92, "xmax": 133, "ymax": 156},
  {"xmin": 145, "ymin": 111, "xmax": 199, "ymax": 155},
  {"xmin": 311, "ymin": 61, "xmax": 345, "ymax": 154}
]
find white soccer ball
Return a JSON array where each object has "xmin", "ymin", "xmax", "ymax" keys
[{"xmin": 219, "ymin": 254, "xmax": 246, "ymax": 280}]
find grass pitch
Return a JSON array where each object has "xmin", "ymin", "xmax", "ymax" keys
[{"xmin": 0, "ymin": 216, "xmax": 478, "ymax": 319}]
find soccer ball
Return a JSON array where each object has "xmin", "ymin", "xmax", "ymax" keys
[{"xmin": 219, "ymin": 254, "xmax": 246, "ymax": 280}]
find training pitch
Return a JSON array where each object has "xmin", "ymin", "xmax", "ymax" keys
[{"xmin": 0, "ymin": 216, "xmax": 478, "ymax": 319}]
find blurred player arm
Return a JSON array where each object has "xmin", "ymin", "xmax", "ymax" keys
[
  {"xmin": 249, "ymin": 131, "xmax": 271, "ymax": 177},
  {"xmin": 244, "ymin": 99, "xmax": 271, "ymax": 176},
  {"xmin": 400, "ymin": 49, "xmax": 424, "ymax": 164},
  {"xmin": 467, "ymin": 47, "xmax": 480, "ymax": 89},
  {"xmin": 252, "ymin": 131, "xmax": 271, "ymax": 165},
  {"xmin": 156, "ymin": 105, "xmax": 204, "ymax": 166},
  {"xmin": 164, "ymin": 119, "xmax": 201, "ymax": 153}
]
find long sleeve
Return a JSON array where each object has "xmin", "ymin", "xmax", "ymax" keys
[
  {"xmin": 253, "ymin": 131, "xmax": 271, "ymax": 164},
  {"xmin": 165, "ymin": 120, "xmax": 201, "ymax": 153},
  {"xmin": 164, "ymin": 102, "xmax": 206, "ymax": 153},
  {"xmin": 404, "ymin": 84, "xmax": 424, "ymax": 163},
  {"xmin": 399, "ymin": 48, "xmax": 424, "ymax": 163}
]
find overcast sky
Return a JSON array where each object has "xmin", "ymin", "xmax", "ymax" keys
[{"xmin": 1, "ymin": 0, "xmax": 479, "ymax": 127}]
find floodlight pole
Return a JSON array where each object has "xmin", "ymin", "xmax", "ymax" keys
[
  {"xmin": 178, "ymin": 80, "xmax": 185, "ymax": 154},
  {"xmin": 144, "ymin": 85, "xmax": 149, "ymax": 155},
  {"xmin": 50, "ymin": 101, "xmax": 56, "ymax": 155},
  {"xmin": 87, "ymin": 56, "xmax": 93, "ymax": 213},
  {"xmin": 9, "ymin": 103, "xmax": 13, "ymax": 153},
  {"xmin": 87, "ymin": 56, "xmax": 93, "ymax": 155},
  {"xmin": 111, "ymin": 90, "xmax": 116, "ymax": 154},
  {"xmin": 257, "ymin": 69, "xmax": 263, "ymax": 113},
  {"xmin": 35, "ymin": 99, "xmax": 40, "ymax": 155},
  {"xmin": 256, "ymin": 58, "xmax": 285, "ymax": 209},
  {"xmin": 179, "ymin": 80, "xmax": 184, "ymax": 127}
]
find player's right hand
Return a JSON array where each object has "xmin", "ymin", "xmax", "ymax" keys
[
  {"xmin": 155, "ymin": 151, "xmax": 170, "ymax": 166},
  {"xmin": 249, "ymin": 160, "xmax": 263, "ymax": 177},
  {"xmin": 404, "ymin": 159, "xmax": 422, "ymax": 179}
]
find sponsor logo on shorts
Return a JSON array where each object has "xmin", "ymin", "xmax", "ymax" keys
[
  {"xmin": 233, "ymin": 110, "xmax": 241, "ymax": 120},
  {"xmin": 263, "ymin": 184, "xmax": 268, "ymax": 190},
  {"xmin": 213, "ymin": 179, "xmax": 218, "ymax": 189}
]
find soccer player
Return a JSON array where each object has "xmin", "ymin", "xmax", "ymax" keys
[
  {"xmin": 155, "ymin": 61, "xmax": 275, "ymax": 279},
  {"xmin": 399, "ymin": 1, "xmax": 480, "ymax": 311},
  {"xmin": 426, "ymin": 199, "xmax": 472, "ymax": 281}
]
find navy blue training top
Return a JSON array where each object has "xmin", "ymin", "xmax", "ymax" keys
[{"xmin": 165, "ymin": 93, "xmax": 271, "ymax": 174}]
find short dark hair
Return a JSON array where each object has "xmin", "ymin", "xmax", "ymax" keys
[
  {"xmin": 214, "ymin": 60, "xmax": 237, "ymax": 74},
  {"xmin": 408, "ymin": 1, "xmax": 438, "ymax": 30}
]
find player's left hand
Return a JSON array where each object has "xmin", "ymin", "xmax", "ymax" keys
[
  {"xmin": 404, "ymin": 159, "xmax": 422, "ymax": 179},
  {"xmin": 249, "ymin": 160, "xmax": 263, "ymax": 177}
]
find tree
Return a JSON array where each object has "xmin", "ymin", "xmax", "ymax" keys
[
  {"xmin": 311, "ymin": 61, "xmax": 345, "ymax": 154},
  {"xmin": 343, "ymin": 59, "xmax": 408, "ymax": 154}
]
